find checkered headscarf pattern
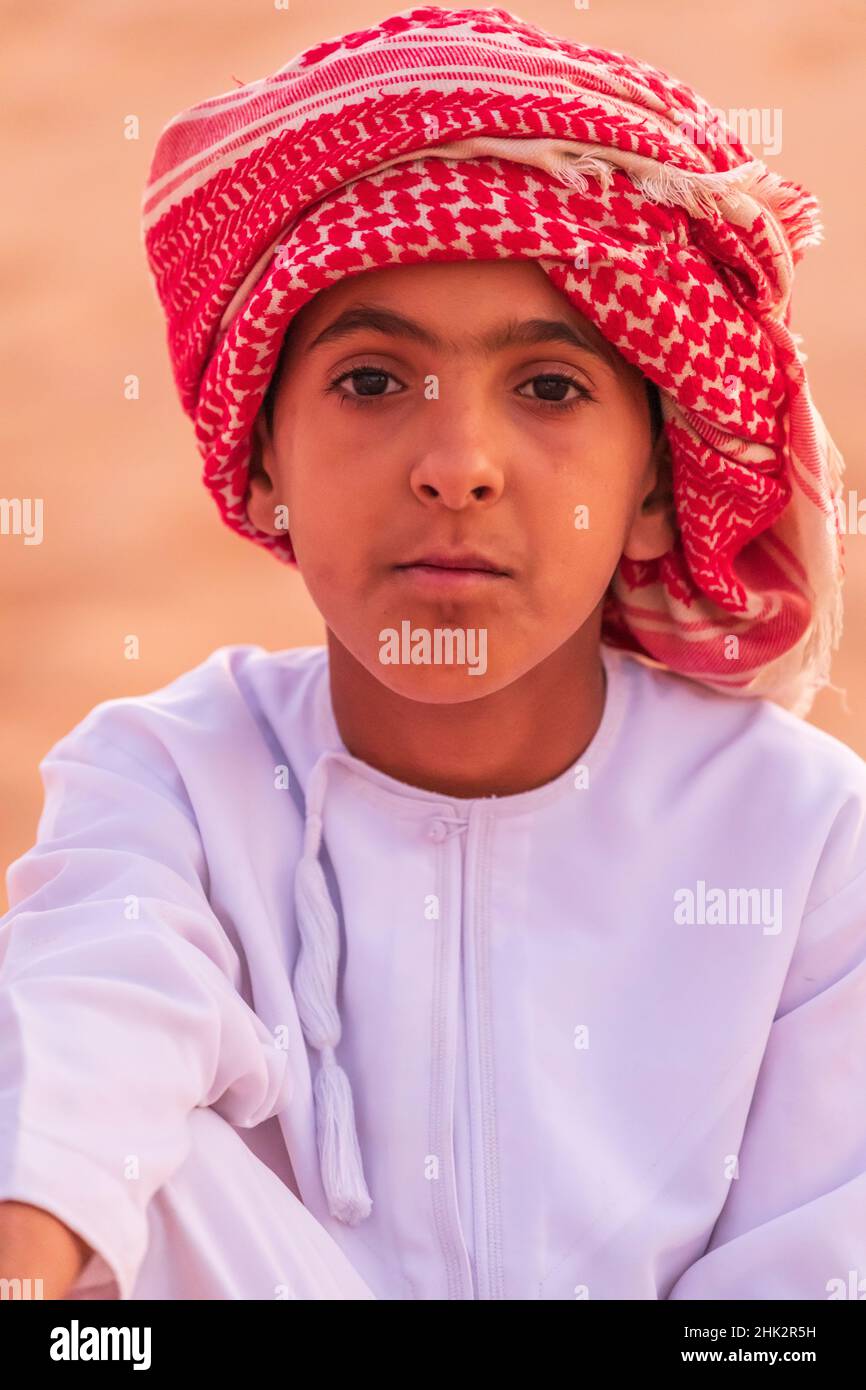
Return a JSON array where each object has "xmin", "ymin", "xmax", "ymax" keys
[{"xmin": 142, "ymin": 5, "xmax": 845, "ymax": 714}]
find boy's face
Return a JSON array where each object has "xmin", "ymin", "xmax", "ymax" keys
[{"xmin": 248, "ymin": 259, "xmax": 674, "ymax": 701}]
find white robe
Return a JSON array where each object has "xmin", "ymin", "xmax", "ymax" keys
[{"xmin": 1, "ymin": 642, "xmax": 865, "ymax": 1300}]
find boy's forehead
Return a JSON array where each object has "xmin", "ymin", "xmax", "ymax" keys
[{"xmin": 287, "ymin": 260, "xmax": 627, "ymax": 375}]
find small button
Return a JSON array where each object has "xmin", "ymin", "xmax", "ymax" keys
[{"xmin": 427, "ymin": 819, "xmax": 448, "ymax": 843}]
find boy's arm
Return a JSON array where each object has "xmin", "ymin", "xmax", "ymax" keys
[
  {"xmin": 666, "ymin": 859, "xmax": 866, "ymax": 1300},
  {"xmin": 0, "ymin": 1201, "xmax": 93, "ymax": 1299},
  {"xmin": 0, "ymin": 712, "xmax": 292, "ymax": 1300}
]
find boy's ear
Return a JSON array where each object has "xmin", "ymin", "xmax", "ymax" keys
[
  {"xmin": 245, "ymin": 411, "xmax": 282, "ymax": 535},
  {"xmin": 248, "ymin": 411, "xmax": 270, "ymax": 482},
  {"xmin": 621, "ymin": 429, "xmax": 678, "ymax": 563}
]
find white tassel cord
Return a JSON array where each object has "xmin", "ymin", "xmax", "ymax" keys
[{"xmin": 293, "ymin": 763, "xmax": 373, "ymax": 1226}]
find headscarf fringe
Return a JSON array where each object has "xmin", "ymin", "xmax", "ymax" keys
[
  {"xmin": 555, "ymin": 151, "xmax": 824, "ymax": 258},
  {"xmin": 743, "ymin": 167, "xmax": 825, "ymax": 257}
]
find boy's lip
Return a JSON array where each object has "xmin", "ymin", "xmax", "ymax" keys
[
  {"xmin": 393, "ymin": 550, "xmax": 513, "ymax": 576},
  {"xmin": 391, "ymin": 552, "xmax": 514, "ymax": 596},
  {"xmin": 391, "ymin": 564, "xmax": 511, "ymax": 595}
]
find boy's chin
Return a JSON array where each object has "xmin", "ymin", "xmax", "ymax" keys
[{"xmin": 369, "ymin": 662, "xmax": 505, "ymax": 704}]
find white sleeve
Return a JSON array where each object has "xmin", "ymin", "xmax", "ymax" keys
[
  {"xmin": 666, "ymin": 860, "xmax": 866, "ymax": 1300},
  {"xmin": 0, "ymin": 711, "xmax": 292, "ymax": 1300}
]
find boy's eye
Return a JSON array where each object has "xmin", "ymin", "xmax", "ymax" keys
[
  {"xmin": 325, "ymin": 366, "xmax": 596, "ymax": 411},
  {"xmin": 328, "ymin": 366, "xmax": 403, "ymax": 402},
  {"xmin": 515, "ymin": 374, "xmax": 596, "ymax": 408}
]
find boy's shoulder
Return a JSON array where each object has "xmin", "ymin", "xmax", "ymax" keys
[
  {"xmin": 623, "ymin": 649, "xmax": 866, "ymax": 798},
  {"xmin": 57, "ymin": 641, "xmax": 866, "ymax": 794},
  {"xmin": 623, "ymin": 652, "xmax": 866, "ymax": 910},
  {"xmin": 43, "ymin": 644, "xmax": 328, "ymax": 772}
]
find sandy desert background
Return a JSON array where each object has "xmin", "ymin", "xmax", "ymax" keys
[{"xmin": 1, "ymin": 0, "xmax": 863, "ymax": 907}]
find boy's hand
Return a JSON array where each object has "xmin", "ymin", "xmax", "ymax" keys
[{"xmin": 0, "ymin": 1200, "xmax": 93, "ymax": 1300}]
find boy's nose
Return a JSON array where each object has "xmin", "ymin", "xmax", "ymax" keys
[{"xmin": 409, "ymin": 430, "xmax": 506, "ymax": 511}]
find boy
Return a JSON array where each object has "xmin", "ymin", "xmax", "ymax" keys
[{"xmin": 1, "ymin": 7, "xmax": 864, "ymax": 1300}]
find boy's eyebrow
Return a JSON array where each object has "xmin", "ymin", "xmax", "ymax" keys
[{"xmin": 305, "ymin": 305, "xmax": 618, "ymax": 366}]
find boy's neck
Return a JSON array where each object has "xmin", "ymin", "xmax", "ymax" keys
[{"xmin": 325, "ymin": 623, "xmax": 607, "ymax": 799}]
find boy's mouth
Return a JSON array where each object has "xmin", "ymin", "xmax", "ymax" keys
[
  {"xmin": 395, "ymin": 549, "xmax": 512, "ymax": 574},
  {"xmin": 392, "ymin": 550, "xmax": 513, "ymax": 593}
]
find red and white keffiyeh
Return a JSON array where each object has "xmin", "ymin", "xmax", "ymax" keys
[{"xmin": 142, "ymin": 4, "xmax": 845, "ymax": 716}]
